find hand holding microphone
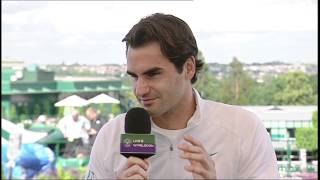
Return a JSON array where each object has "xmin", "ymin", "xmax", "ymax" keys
[
  {"xmin": 118, "ymin": 107, "xmax": 155, "ymax": 179},
  {"xmin": 117, "ymin": 156, "xmax": 149, "ymax": 179}
]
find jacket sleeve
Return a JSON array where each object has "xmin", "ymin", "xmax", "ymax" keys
[{"xmin": 238, "ymin": 113, "xmax": 280, "ymax": 179}]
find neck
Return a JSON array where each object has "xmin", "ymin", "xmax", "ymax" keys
[{"xmin": 152, "ymin": 88, "xmax": 196, "ymax": 130}]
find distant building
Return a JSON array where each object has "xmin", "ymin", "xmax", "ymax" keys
[
  {"xmin": 209, "ymin": 62, "xmax": 317, "ymax": 83},
  {"xmin": 1, "ymin": 60, "xmax": 130, "ymax": 120},
  {"xmin": 243, "ymin": 105, "xmax": 317, "ymax": 161},
  {"xmin": 2, "ymin": 58, "xmax": 24, "ymax": 69}
]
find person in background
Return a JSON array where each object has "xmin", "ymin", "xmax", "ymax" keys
[
  {"xmin": 36, "ymin": 115, "xmax": 47, "ymax": 124},
  {"xmin": 58, "ymin": 109, "xmax": 90, "ymax": 157},
  {"xmin": 85, "ymin": 107, "xmax": 106, "ymax": 150}
]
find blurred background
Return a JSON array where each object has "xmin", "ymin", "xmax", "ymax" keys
[{"xmin": 1, "ymin": 0, "xmax": 317, "ymax": 179}]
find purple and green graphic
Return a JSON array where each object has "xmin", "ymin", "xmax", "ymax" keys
[{"xmin": 120, "ymin": 134, "xmax": 155, "ymax": 159}]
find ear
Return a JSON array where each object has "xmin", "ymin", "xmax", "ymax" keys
[{"xmin": 184, "ymin": 56, "xmax": 196, "ymax": 81}]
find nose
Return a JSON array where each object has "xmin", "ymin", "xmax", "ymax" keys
[{"xmin": 134, "ymin": 78, "xmax": 150, "ymax": 97}]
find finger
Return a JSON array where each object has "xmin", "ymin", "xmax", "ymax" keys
[
  {"xmin": 127, "ymin": 173, "xmax": 145, "ymax": 179},
  {"xmin": 143, "ymin": 158, "xmax": 150, "ymax": 166},
  {"xmin": 180, "ymin": 152, "xmax": 209, "ymax": 168},
  {"xmin": 184, "ymin": 164, "xmax": 209, "ymax": 179},
  {"xmin": 125, "ymin": 164, "xmax": 148, "ymax": 179},
  {"xmin": 124, "ymin": 157, "xmax": 149, "ymax": 171},
  {"xmin": 183, "ymin": 135, "xmax": 205, "ymax": 149},
  {"xmin": 177, "ymin": 143, "xmax": 202, "ymax": 154}
]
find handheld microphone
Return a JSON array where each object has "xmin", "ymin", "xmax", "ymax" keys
[{"xmin": 120, "ymin": 107, "xmax": 156, "ymax": 159}]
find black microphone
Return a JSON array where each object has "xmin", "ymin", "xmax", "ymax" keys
[{"xmin": 120, "ymin": 107, "xmax": 156, "ymax": 159}]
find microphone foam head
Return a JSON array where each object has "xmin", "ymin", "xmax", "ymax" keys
[{"xmin": 125, "ymin": 107, "xmax": 151, "ymax": 134}]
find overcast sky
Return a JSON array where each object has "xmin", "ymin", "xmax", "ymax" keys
[{"xmin": 2, "ymin": 0, "xmax": 318, "ymax": 65}]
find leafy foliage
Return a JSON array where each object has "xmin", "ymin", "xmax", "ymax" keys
[
  {"xmin": 296, "ymin": 111, "xmax": 318, "ymax": 152},
  {"xmin": 193, "ymin": 56, "xmax": 317, "ymax": 106},
  {"xmin": 119, "ymin": 74, "xmax": 140, "ymax": 112},
  {"xmin": 219, "ymin": 58, "xmax": 255, "ymax": 105},
  {"xmin": 194, "ymin": 51, "xmax": 221, "ymax": 101},
  {"xmin": 34, "ymin": 166, "xmax": 87, "ymax": 180},
  {"xmin": 274, "ymin": 72, "xmax": 315, "ymax": 105},
  {"xmin": 1, "ymin": 164, "xmax": 5, "ymax": 180},
  {"xmin": 312, "ymin": 111, "xmax": 318, "ymax": 128},
  {"xmin": 296, "ymin": 128, "xmax": 317, "ymax": 150}
]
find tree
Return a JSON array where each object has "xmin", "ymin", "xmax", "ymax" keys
[
  {"xmin": 295, "ymin": 128, "xmax": 317, "ymax": 151},
  {"xmin": 43, "ymin": 100, "xmax": 52, "ymax": 116},
  {"xmin": 57, "ymin": 107, "xmax": 64, "ymax": 119},
  {"xmin": 219, "ymin": 57, "xmax": 255, "ymax": 105},
  {"xmin": 250, "ymin": 75, "xmax": 285, "ymax": 105},
  {"xmin": 312, "ymin": 111, "xmax": 318, "ymax": 128},
  {"xmin": 111, "ymin": 104, "xmax": 121, "ymax": 115},
  {"xmin": 119, "ymin": 74, "xmax": 140, "ymax": 112},
  {"xmin": 274, "ymin": 72, "xmax": 316, "ymax": 105},
  {"xmin": 229, "ymin": 57, "xmax": 243, "ymax": 101},
  {"xmin": 10, "ymin": 105, "xmax": 18, "ymax": 123},
  {"xmin": 312, "ymin": 111, "xmax": 318, "ymax": 159},
  {"xmin": 296, "ymin": 111, "xmax": 318, "ymax": 159},
  {"xmin": 309, "ymin": 74, "xmax": 318, "ymax": 95},
  {"xmin": 309, "ymin": 74, "xmax": 318, "ymax": 104},
  {"xmin": 194, "ymin": 51, "xmax": 221, "ymax": 101},
  {"xmin": 34, "ymin": 104, "xmax": 41, "ymax": 119}
]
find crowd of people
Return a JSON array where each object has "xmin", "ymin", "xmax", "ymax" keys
[
  {"xmin": 34, "ymin": 107, "xmax": 109, "ymax": 158},
  {"xmin": 57, "ymin": 107, "xmax": 109, "ymax": 158}
]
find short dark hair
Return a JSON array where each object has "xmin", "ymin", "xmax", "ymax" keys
[{"xmin": 122, "ymin": 13, "xmax": 204, "ymax": 84}]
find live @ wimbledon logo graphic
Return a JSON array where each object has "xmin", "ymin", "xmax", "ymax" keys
[{"xmin": 123, "ymin": 138, "xmax": 132, "ymax": 147}]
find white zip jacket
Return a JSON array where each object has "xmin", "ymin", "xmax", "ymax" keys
[{"xmin": 87, "ymin": 90, "xmax": 279, "ymax": 179}]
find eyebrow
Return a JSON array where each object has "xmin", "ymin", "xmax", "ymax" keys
[
  {"xmin": 127, "ymin": 67, "xmax": 163, "ymax": 77},
  {"xmin": 126, "ymin": 71, "xmax": 137, "ymax": 77}
]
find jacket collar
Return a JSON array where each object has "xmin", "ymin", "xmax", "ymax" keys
[{"xmin": 186, "ymin": 88, "xmax": 203, "ymax": 128}]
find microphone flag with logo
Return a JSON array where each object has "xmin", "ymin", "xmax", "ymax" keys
[{"xmin": 120, "ymin": 107, "xmax": 156, "ymax": 159}]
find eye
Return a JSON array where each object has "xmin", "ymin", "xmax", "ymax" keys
[
  {"xmin": 146, "ymin": 71, "xmax": 161, "ymax": 78},
  {"xmin": 128, "ymin": 74, "xmax": 138, "ymax": 81},
  {"xmin": 132, "ymin": 76, "xmax": 138, "ymax": 81}
]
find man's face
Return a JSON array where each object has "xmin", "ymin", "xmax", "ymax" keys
[
  {"xmin": 126, "ymin": 42, "xmax": 189, "ymax": 117},
  {"xmin": 89, "ymin": 112, "xmax": 97, "ymax": 121},
  {"xmin": 72, "ymin": 113, "xmax": 79, "ymax": 122}
]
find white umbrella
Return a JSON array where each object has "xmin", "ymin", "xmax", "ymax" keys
[
  {"xmin": 88, "ymin": 93, "xmax": 120, "ymax": 104},
  {"xmin": 54, "ymin": 95, "xmax": 88, "ymax": 107},
  {"xmin": 2, "ymin": 118, "xmax": 47, "ymax": 144}
]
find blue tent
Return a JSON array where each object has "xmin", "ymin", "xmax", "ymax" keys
[{"xmin": 2, "ymin": 143, "xmax": 55, "ymax": 179}]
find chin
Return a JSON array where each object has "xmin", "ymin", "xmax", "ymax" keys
[
  {"xmin": 143, "ymin": 106, "xmax": 154, "ymax": 113},
  {"xmin": 143, "ymin": 106, "xmax": 158, "ymax": 116}
]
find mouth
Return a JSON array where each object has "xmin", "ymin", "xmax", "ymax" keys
[{"xmin": 140, "ymin": 98, "xmax": 157, "ymax": 106}]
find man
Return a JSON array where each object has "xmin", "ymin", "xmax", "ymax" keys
[
  {"xmin": 58, "ymin": 109, "xmax": 90, "ymax": 157},
  {"xmin": 86, "ymin": 107, "xmax": 105, "ymax": 148},
  {"xmin": 87, "ymin": 13, "xmax": 279, "ymax": 179}
]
